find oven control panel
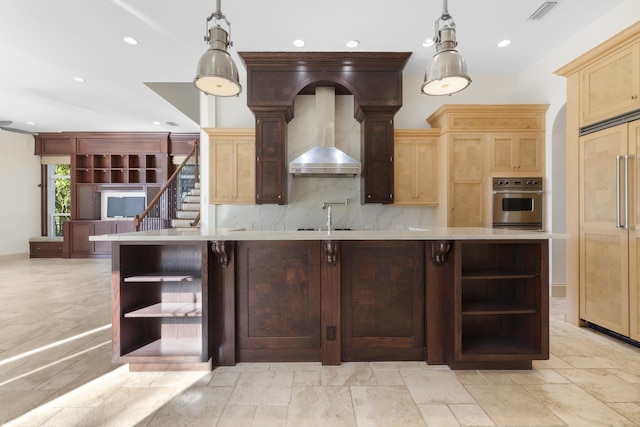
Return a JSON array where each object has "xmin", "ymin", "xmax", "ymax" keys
[{"xmin": 492, "ymin": 177, "xmax": 543, "ymax": 191}]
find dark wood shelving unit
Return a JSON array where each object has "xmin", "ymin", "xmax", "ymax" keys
[
  {"xmin": 450, "ymin": 240, "xmax": 549, "ymax": 369},
  {"xmin": 34, "ymin": 132, "xmax": 199, "ymax": 258},
  {"xmin": 73, "ymin": 153, "xmax": 164, "ymax": 184},
  {"xmin": 112, "ymin": 242, "xmax": 211, "ymax": 371}
]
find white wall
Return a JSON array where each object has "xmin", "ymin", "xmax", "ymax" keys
[{"xmin": 0, "ymin": 130, "xmax": 41, "ymax": 256}]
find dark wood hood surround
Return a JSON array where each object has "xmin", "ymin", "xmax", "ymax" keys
[{"xmin": 238, "ymin": 52, "xmax": 411, "ymax": 204}]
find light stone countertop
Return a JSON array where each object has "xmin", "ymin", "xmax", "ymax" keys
[{"xmin": 90, "ymin": 227, "xmax": 566, "ymax": 242}]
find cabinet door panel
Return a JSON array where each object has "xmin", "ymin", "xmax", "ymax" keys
[
  {"xmin": 236, "ymin": 241, "xmax": 321, "ymax": 362},
  {"xmin": 211, "ymin": 141, "xmax": 235, "ymax": 201},
  {"xmin": 76, "ymin": 185, "xmax": 94, "ymax": 220},
  {"xmin": 579, "ymin": 124, "xmax": 629, "ymax": 335},
  {"xmin": 208, "ymin": 129, "xmax": 256, "ymax": 204},
  {"xmin": 393, "ymin": 131, "xmax": 439, "ymax": 206},
  {"xmin": 451, "ymin": 135, "xmax": 484, "ymax": 181},
  {"xmin": 393, "ymin": 140, "xmax": 415, "ymax": 202},
  {"xmin": 341, "ymin": 241, "xmax": 424, "ymax": 361},
  {"xmin": 256, "ymin": 116, "xmax": 286, "ymax": 204},
  {"xmin": 69, "ymin": 222, "xmax": 93, "ymax": 254},
  {"xmin": 256, "ymin": 159, "xmax": 283, "ymax": 204},
  {"xmin": 415, "ymin": 140, "xmax": 438, "ymax": 204},
  {"xmin": 362, "ymin": 116, "xmax": 393, "ymax": 204},
  {"xmin": 581, "ymin": 44, "xmax": 640, "ymax": 126},
  {"xmin": 235, "ymin": 140, "xmax": 256, "ymax": 202},
  {"xmin": 490, "ymin": 137, "xmax": 513, "ymax": 171},
  {"xmin": 516, "ymin": 135, "xmax": 542, "ymax": 171},
  {"xmin": 452, "ymin": 183, "xmax": 484, "ymax": 226},
  {"xmin": 449, "ymin": 134, "xmax": 485, "ymax": 226}
]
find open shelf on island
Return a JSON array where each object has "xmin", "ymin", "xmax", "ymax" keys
[
  {"xmin": 461, "ymin": 301, "xmax": 538, "ymax": 315},
  {"xmin": 462, "ymin": 269, "xmax": 539, "ymax": 280},
  {"xmin": 124, "ymin": 272, "xmax": 198, "ymax": 282},
  {"xmin": 450, "ymin": 240, "xmax": 549, "ymax": 369},
  {"xmin": 122, "ymin": 338, "xmax": 203, "ymax": 359},
  {"xmin": 124, "ymin": 303, "xmax": 202, "ymax": 318},
  {"xmin": 114, "ymin": 242, "xmax": 209, "ymax": 371}
]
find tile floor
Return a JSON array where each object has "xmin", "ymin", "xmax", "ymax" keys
[{"xmin": 2, "ymin": 256, "xmax": 640, "ymax": 426}]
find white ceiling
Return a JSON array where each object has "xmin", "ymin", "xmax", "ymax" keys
[{"xmin": 0, "ymin": 0, "xmax": 624, "ymax": 134}]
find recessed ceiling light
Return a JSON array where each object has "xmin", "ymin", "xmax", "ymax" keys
[
  {"xmin": 293, "ymin": 39, "xmax": 305, "ymax": 47},
  {"xmin": 73, "ymin": 76, "xmax": 85, "ymax": 83},
  {"xmin": 26, "ymin": 121, "xmax": 36, "ymax": 126},
  {"xmin": 152, "ymin": 121, "xmax": 161, "ymax": 125},
  {"xmin": 123, "ymin": 36, "xmax": 138, "ymax": 45},
  {"xmin": 422, "ymin": 38, "xmax": 435, "ymax": 47},
  {"xmin": 497, "ymin": 39, "xmax": 512, "ymax": 48},
  {"xmin": 346, "ymin": 40, "xmax": 359, "ymax": 48}
]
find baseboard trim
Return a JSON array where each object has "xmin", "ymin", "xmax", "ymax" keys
[
  {"xmin": 552, "ymin": 283, "xmax": 566, "ymax": 298},
  {"xmin": 0, "ymin": 252, "xmax": 29, "ymax": 261}
]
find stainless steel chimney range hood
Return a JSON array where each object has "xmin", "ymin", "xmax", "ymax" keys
[{"xmin": 289, "ymin": 87, "xmax": 361, "ymax": 177}]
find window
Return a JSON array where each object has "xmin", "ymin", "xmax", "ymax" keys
[{"xmin": 47, "ymin": 164, "xmax": 70, "ymax": 237}]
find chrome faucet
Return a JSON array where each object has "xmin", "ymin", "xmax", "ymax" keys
[{"xmin": 327, "ymin": 205, "xmax": 332, "ymax": 232}]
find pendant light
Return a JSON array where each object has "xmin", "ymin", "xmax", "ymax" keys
[
  {"xmin": 194, "ymin": 0, "xmax": 242, "ymax": 97},
  {"xmin": 421, "ymin": 0, "xmax": 471, "ymax": 96}
]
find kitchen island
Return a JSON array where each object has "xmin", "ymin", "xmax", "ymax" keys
[{"xmin": 92, "ymin": 227, "xmax": 562, "ymax": 371}]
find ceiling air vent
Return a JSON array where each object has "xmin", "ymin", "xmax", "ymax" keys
[
  {"xmin": 166, "ymin": 121, "xmax": 179, "ymax": 127},
  {"xmin": 527, "ymin": 1, "xmax": 558, "ymax": 20}
]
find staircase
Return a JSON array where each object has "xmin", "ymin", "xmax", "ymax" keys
[
  {"xmin": 171, "ymin": 182, "xmax": 201, "ymax": 230},
  {"xmin": 134, "ymin": 139, "xmax": 201, "ymax": 232}
]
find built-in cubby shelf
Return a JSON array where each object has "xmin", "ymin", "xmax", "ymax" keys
[
  {"xmin": 73, "ymin": 154, "xmax": 164, "ymax": 184},
  {"xmin": 451, "ymin": 240, "xmax": 549, "ymax": 369},
  {"xmin": 113, "ymin": 243, "xmax": 210, "ymax": 370}
]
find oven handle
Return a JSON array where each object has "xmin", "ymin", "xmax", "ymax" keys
[{"xmin": 491, "ymin": 190, "xmax": 544, "ymax": 195}]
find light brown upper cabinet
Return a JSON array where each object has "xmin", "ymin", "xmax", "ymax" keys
[
  {"xmin": 489, "ymin": 133, "xmax": 544, "ymax": 173},
  {"xmin": 206, "ymin": 128, "xmax": 256, "ymax": 205},
  {"xmin": 427, "ymin": 104, "xmax": 548, "ymax": 228},
  {"xmin": 580, "ymin": 43, "xmax": 640, "ymax": 127},
  {"xmin": 394, "ymin": 129, "xmax": 439, "ymax": 206}
]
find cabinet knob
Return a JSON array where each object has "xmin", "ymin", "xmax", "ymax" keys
[
  {"xmin": 367, "ymin": 194, "xmax": 371, "ymax": 199},
  {"xmin": 633, "ymin": 95, "xmax": 638, "ymax": 100}
]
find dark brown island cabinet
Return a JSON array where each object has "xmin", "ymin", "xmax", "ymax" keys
[{"xmin": 108, "ymin": 238, "xmax": 549, "ymax": 371}]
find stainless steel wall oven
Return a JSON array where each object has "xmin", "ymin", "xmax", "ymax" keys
[{"xmin": 492, "ymin": 177, "xmax": 544, "ymax": 231}]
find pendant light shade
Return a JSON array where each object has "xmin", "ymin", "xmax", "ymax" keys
[
  {"xmin": 421, "ymin": 0, "xmax": 471, "ymax": 96},
  {"xmin": 194, "ymin": 0, "xmax": 242, "ymax": 97}
]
